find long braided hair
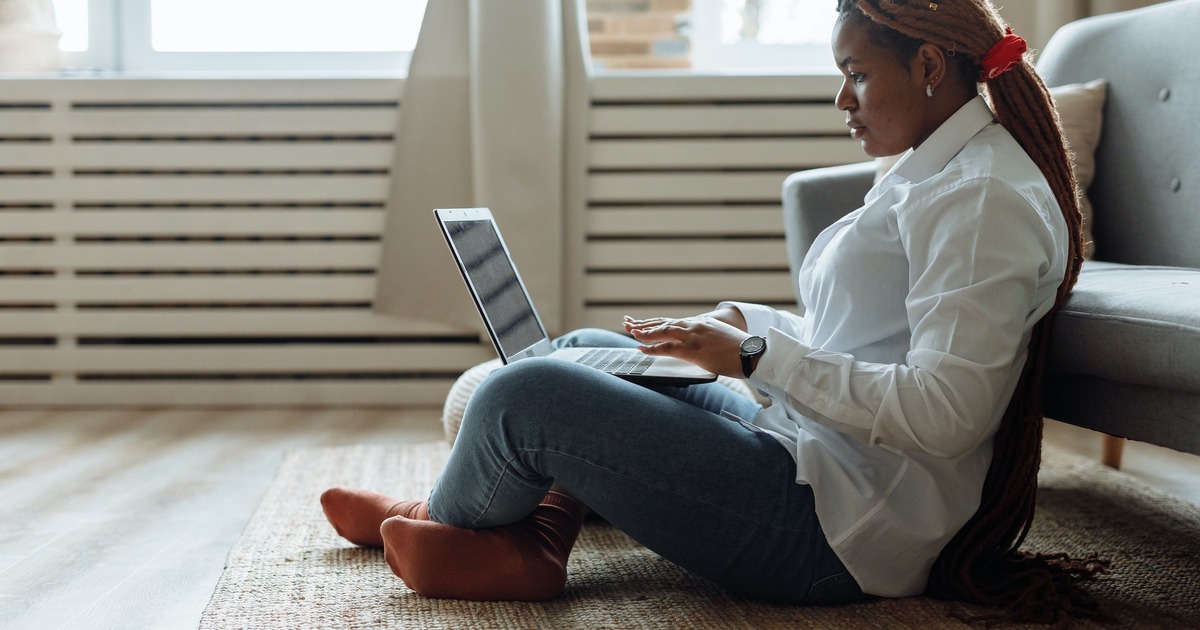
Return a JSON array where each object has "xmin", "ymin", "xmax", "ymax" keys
[{"xmin": 835, "ymin": 0, "xmax": 1104, "ymax": 625}]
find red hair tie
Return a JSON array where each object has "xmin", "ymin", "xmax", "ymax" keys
[{"xmin": 978, "ymin": 27, "xmax": 1027, "ymax": 82}]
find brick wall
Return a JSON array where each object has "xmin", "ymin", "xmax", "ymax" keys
[{"xmin": 586, "ymin": 0, "xmax": 692, "ymax": 70}]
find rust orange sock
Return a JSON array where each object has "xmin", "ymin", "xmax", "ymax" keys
[
  {"xmin": 320, "ymin": 486, "xmax": 428, "ymax": 548},
  {"xmin": 381, "ymin": 491, "xmax": 586, "ymax": 601}
]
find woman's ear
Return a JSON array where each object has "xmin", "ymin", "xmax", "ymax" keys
[{"xmin": 914, "ymin": 42, "xmax": 948, "ymax": 94}]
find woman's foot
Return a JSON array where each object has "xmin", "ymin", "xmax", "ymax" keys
[
  {"xmin": 320, "ymin": 487, "xmax": 428, "ymax": 548},
  {"xmin": 381, "ymin": 491, "xmax": 585, "ymax": 601}
]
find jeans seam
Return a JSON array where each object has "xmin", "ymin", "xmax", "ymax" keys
[
  {"xmin": 806, "ymin": 570, "xmax": 852, "ymax": 600},
  {"xmin": 466, "ymin": 452, "xmax": 548, "ymax": 529},
  {"xmin": 808, "ymin": 570, "xmax": 849, "ymax": 590}
]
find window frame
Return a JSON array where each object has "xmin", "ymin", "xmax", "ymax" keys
[
  {"xmin": 59, "ymin": 0, "xmax": 415, "ymax": 75},
  {"xmin": 57, "ymin": 0, "xmax": 115, "ymax": 72}
]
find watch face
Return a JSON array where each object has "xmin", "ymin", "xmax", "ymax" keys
[{"xmin": 741, "ymin": 336, "xmax": 766, "ymax": 354}]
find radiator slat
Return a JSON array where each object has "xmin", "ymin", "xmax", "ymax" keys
[
  {"xmin": 67, "ymin": 109, "xmax": 398, "ymax": 136},
  {"xmin": 0, "ymin": 243, "xmax": 380, "ymax": 270},
  {"xmin": 591, "ymin": 104, "xmax": 845, "ymax": 136},
  {"xmin": 587, "ymin": 206, "xmax": 783, "ymax": 236},
  {"xmin": 0, "ymin": 210, "xmax": 385, "ymax": 237},
  {"xmin": 0, "ymin": 144, "xmax": 394, "ymax": 170},
  {"xmin": 0, "ymin": 276, "xmax": 379, "ymax": 303},
  {"xmin": 587, "ymin": 240, "xmax": 786, "ymax": 270},
  {"xmin": 0, "ymin": 110, "xmax": 57, "ymax": 137},
  {"xmin": 0, "ymin": 381, "xmax": 453, "ymax": 406},
  {"xmin": 590, "ymin": 138, "xmax": 863, "ymax": 169},
  {"xmin": 0, "ymin": 242, "xmax": 379, "ymax": 268},
  {"xmin": 0, "ymin": 176, "xmax": 392, "ymax": 204},
  {"xmin": 2, "ymin": 345, "xmax": 493, "ymax": 373},
  {"xmin": 590, "ymin": 73, "xmax": 841, "ymax": 101},
  {"xmin": 585, "ymin": 272, "xmax": 794, "ymax": 303},
  {"xmin": 589, "ymin": 172, "xmax": 797, "ymax": 204},
  {"xmin": 0, "ymin": 309, "xmax": 470, "ymax": 336}
]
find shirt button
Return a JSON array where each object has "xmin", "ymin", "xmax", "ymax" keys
[{"xmin": 815, "ymin": 400, "xmax": 827, "ymax": 408}]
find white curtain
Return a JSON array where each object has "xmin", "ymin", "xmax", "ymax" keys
[{"xmin": 374, "ymin": 0, "xmax": 591, "ymax": 334}]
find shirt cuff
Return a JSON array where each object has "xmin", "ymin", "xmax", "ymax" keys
[
  {"xmin": 718, "ymin": 300, "xmax": 782, "ymax": 336},
  {"xmin": 750, "ymin": 327, "xmax": 877, "ymax": 446}
]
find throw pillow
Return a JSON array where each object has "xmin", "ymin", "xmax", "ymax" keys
[
  {"xmin": 873, "ymin": 79, "xmax": 1108, "ymax": 258},
  {"xmin": 1051, "ymin": 79, "xmax": 1107, "ymax": 259}
]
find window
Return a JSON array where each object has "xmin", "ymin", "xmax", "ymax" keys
[
  {"xmin": 586, "ymin": 0, "xmax": 837, "ymax": 73},
  {"xmin": 51, "ymin": 0, "xmax": 427, "ymax": 73},
  {"xmin": 51, "ymin": 0, "xmax": 833, "ymax": 75},
  {"xmin": 54, "ymin": 0, "xmax": 89, "ymax": 52},
  {"xmin": 690, "ymin": 0, "xmax": 838, "ymax": 72}
]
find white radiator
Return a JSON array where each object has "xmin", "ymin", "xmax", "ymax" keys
[
  {"xmin": 0, "ymin": 74, "xmax": 866, "ymax": 407},
  {"xmin": 574, "ymin": 73, "xmax": 864, "ymax": 327},
  {"xmin": 0, "ymin": 77, "xmax": 495, "ymax": 406}
]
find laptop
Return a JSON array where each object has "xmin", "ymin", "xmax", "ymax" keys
[{"xmin": 435, "ymin": 207, "xmax": 717, "ymax": 386}]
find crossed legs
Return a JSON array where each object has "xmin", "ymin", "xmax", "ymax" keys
[{"xmin": 320, "ymin": 329, "xmax": 859, "ymax": 604}]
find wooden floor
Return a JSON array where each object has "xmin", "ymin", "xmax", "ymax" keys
[
  {"xmin": 0, "ymin": 408, "xmax": 443, "ymax": 630},
  {"xmin": 0, "ymin": 408, "xmax": 1196, "ymax": 630}
]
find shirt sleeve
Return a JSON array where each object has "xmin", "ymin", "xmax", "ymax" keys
[
  {"xmin": 747, "ymin": 179, "xmax": 1065, "ymax": 459},
  {"xmin": 717, "ymin": 300, "xmax": 805, "ymax": 338}
]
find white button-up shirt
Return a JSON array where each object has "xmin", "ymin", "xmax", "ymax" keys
[{"xmin": 723, "ymin": 96, "xmax": 1069, "ymax": 597}]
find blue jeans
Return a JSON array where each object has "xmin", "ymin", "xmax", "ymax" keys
[{"xmin": 428, "ymin": 329, "xmax": 865, "ymax": 605}]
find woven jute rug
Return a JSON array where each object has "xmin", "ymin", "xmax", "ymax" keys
[{"xmin": 200, "ymin": 442, "xmax": 1200, "ymax": 629}]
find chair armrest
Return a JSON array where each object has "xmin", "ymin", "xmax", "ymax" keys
[{"xmin": 782, "ymin": 162, "xmax": 875, "ymax": 306}]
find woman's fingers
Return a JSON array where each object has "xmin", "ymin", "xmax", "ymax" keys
[
  {"xmin": 623, "ymin": 314, "xmax": 745, "ymax": 377},
  {"xmin": 627, "ymin": 320, "xmax": 687, "ymax": 342},
  {"xmin": 623, "ymin": 315, "xmax": 670, "ymax": 329}
]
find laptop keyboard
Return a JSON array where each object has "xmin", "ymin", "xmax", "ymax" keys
[{"xmin": 576, "ymin": 349, "xmax": 655, "ymax": 375}]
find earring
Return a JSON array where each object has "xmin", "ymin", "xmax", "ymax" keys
[{"xmin": 926, "ymin": 83, "xmax": 934, "ymax": 97}]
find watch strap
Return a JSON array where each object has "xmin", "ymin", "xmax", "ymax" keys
[
  {"xmin": 740, "ymin": 353, "xmax": 755, "ymax": 378},
  {"xmin": 739, "ymin": 336, "xmax": 766, "ymax": 378}
]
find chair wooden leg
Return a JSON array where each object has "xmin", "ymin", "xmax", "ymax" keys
[{"xmin": 1100, "ymin": 434, "xmax": 1126, "ymax": 469}]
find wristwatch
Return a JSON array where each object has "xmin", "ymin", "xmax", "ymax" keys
[{"xmin": 738, "ymin": 335, "xmax": 767, "ymax": 378}]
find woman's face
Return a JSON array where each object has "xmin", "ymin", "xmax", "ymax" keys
[{"xmin": 831, "ymin": 17, "xmax": 937, "ymax": 157}]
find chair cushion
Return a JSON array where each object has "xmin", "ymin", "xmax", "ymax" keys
[{"xmin": 1048, "ymin": 261, "xmax": 1200, "ymax": 394}]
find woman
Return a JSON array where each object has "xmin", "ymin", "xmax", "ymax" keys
[{"xmin": 321, "ymin": 0, "xmax": 1103, "ymax": 622}]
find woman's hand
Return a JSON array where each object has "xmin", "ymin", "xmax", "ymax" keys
[{"xmin": 622, "ymin": 314, "xmax": 751, "ymax": 378}]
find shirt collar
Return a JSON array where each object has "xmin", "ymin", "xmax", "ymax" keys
[{"xmin": 889, "ymin": 95, "xmax": 996, "ymax": 185}]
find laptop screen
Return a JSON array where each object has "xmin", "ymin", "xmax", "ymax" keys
[{"xmin": 442, "ymin": 218, "xmax": 546, "ymax": 359}]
